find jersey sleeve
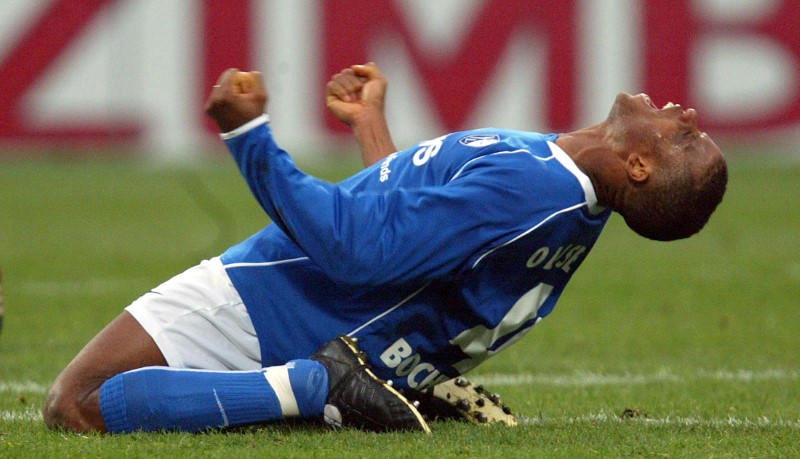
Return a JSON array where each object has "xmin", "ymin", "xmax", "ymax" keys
[{"xmin": 224, "ymin": 120, "xmax": 540, "ymax": 287}]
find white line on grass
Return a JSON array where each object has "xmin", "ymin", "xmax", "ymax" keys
[
  {"xmin": 523, "ymin": 411, "xmax": 800, "ymax": 430},
  {"xmin": 14, "ymin": 278, "xmax": 153, "ymax": 297},
  {"xmin": 0, "ymin": 381, "xmax": 49, "ymax": 394},
  {"xmin": 474, "ymin": 368, "xmax": 800, "ymax": 387},
  {"xmin": 1, "ymin": 406, "xmax": 42, "ymax": 422}
]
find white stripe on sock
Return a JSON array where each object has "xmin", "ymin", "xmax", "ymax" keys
[
  {"xmin": 212, "ymin": 388, "xmax": 230, "ymax": 427},
  {"xmin": 263, "ymin": 366, "xmax": 300, "ymax": 417}
]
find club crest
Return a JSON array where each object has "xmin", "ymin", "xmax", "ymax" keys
[{"xmin": 459, "ymin": 134, "xmax": 500, "ymax": 147}]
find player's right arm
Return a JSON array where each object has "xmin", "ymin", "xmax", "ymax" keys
[
  {"xmin": 326, "ymin": 63, "xmax": 397, "ymax": 167},
  {"xmin": 219, "ymin": 123, "xmax": 538, "ymax": 287},
  {"xmin": 205, "ymin": 68, "xmax": 266, "ymax": 133}
]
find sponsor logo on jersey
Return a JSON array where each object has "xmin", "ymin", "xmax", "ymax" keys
[
  {"xmin": 459, "ymin": 134, "xmax": 500, "ymax": 147},
  {"xmin": 379, "ymin": 152, "xmax": 398, "ymax": 182},
  {"xmin": 380, "ymin": 338, "xmax": 450, "ymax": 389},
  {"xmin": 525, "ymin": 244, "xmax": 588, "ymax": 274}
]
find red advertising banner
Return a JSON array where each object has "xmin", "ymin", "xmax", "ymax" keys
[{"xmin": 0, "ymin": 1, "xmax": 797, "ymax": 152}]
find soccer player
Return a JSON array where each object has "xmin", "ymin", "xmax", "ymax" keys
[{"xmin": 43, "ymin": 63, "xmax": 727, "ymax": 434}]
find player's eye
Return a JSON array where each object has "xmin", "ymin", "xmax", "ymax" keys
[{"xmin": 674, "ymin": 130, "xmax": 694, "ymax": 147}]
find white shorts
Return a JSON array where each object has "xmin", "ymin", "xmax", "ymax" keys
[{"xmin": 126, "ymin": 257, "xmax": 262, "ymax": 371}]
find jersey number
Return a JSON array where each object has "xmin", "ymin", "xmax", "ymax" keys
[{"xmin": 412, "ymin": 135, "xmax": 447, "ymax": 166}]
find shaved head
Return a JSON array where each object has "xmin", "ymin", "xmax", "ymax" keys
[{"xmin": 622, "ymin": 135, "xmax": 727, "ymax": 241}]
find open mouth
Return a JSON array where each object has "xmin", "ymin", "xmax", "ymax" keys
[
  {"xmin": 642, "ymin": 94, "xmax": 658, "ymax": 109},
  {"xmin": 640, "ymin": 93, "xmax": 680, "ymax": 111}
]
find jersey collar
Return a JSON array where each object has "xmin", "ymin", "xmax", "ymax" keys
[{"xmin": 547, "ymin": 141, "xmax": 605, "ymax": 215}]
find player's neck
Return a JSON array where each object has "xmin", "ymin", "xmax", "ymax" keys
[{"xmin": 556, "ymin": 124, "xmax": 627, "ymax": 211}]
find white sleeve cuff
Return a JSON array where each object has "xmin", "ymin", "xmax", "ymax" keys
[{"xmin": 219, "ymin": 114, "xmax": 270, "ymax": 140}]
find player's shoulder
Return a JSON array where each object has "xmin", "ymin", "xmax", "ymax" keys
[
  {"xmin": 446, "ymin": 128, "xmax": 557, "ymax": 156},
  {"xmin": 444, "ymin": 128, "xmax": 562, "ymax": 178}
]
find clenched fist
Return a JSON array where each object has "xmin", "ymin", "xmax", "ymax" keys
[{"xmin": 205, "ymin": 69, "xmax": 267, "ymax": 133}]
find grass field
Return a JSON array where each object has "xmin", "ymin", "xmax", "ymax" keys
[{"xmin": 0, "ymin": 152, "xmax": 798, "ymax": 457}]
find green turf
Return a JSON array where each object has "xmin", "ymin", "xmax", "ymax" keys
[{"xmin": 1, "ymin": 154, "xmax": 798, "ymax": 458}]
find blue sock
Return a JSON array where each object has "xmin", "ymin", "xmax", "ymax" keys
[{"xmin": 99, "ymin": 359, "xmax": 328, "ymax": 433}]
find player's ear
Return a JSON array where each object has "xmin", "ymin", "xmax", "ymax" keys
[{"xmin": 626, "ymin": 154, "xmax": 650, "ymax": 183}]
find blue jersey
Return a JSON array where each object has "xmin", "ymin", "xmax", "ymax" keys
[{"xmin": 220, "ymin": 115, "xmax": 610, "ymax": 389}]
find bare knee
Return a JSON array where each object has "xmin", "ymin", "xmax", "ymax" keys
[
  {"xmin": 42, "ymin": 310, "xmax": 165, "ymax": 433},
  {"xmin": 43, "ymin": 378, "xmax": 106, "ymax": 433}
]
